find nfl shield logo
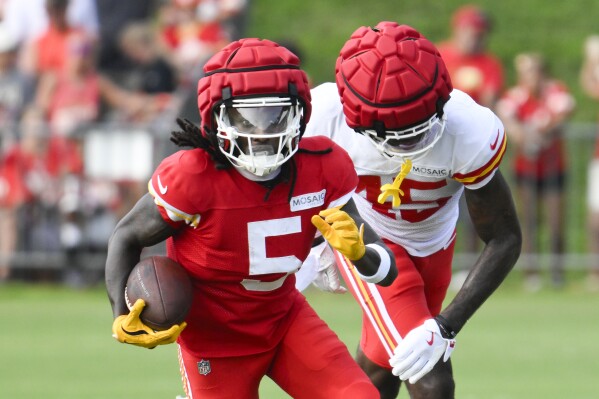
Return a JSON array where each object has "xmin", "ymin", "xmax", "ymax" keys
[{"xmin": 197, "ymin": 359, "xmax": 211, "ymax": 376}]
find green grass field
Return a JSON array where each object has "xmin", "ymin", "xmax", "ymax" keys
[{"xmin": 1, "ymin": 271, "xmax": 598, "ymax": 399}]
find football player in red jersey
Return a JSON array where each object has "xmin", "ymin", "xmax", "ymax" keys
[
  {"xmin": 105, "ymin": 38, "xmax": 397, "ymax": 399},
  {"xmin": 300, "ymin": 22, "xmax": 522, "ymax": 398}
]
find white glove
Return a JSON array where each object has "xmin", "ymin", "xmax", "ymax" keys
[
  {"xmin": 311, "ymin": 241, "xmax": 346, "ymax": 294},
  {"xmin": 389, "ymin": 318, "xmax": 456, "ymax": 384}
]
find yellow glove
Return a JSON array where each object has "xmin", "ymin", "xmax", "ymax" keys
[
  {"xmin": 311, "ymin": 207, "xmax": 366, "ymax": 261},
  {"xmin": 112, "ymin": 299, "xmax": 187, "ymax": 349}
]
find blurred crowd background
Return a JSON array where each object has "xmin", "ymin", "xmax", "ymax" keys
[
  {"xmin": 0, "ymin": 0, "xmax": 249, "ymax": 285},
  {"xmin": 0, "ymin": 0, "xmax": 598, "ymax": 293}
]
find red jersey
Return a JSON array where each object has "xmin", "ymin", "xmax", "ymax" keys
[
  {"xmin": 47, "ymin": 73, "xmax": 100, "ymax": 137},
  {"xmin": 36, "ymin": 26, "xmax": 85, "ymax": 74},
  {"xmin": 498, "ymin": 81, "xmax": 575, "ymax": 178},
  {"xmin": 0, "ymin": 136, "xmax": 82, "ymax": 207},
  {"xmin": 0, "ymin": 147, "xmax": 42, "ymax": 207},
  {"xmin": 162, "ymin": 22, "xmax": 226, "ymax": 50},
  {"xmin": 437, "ymin": 42, "xmax": 504, "ymax": 106},
  {"xmin": 148, "ymin": 136, "xmax": 358, "ymax": 357}
]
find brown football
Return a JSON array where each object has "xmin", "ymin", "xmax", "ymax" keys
[{"xmin": 125, "ymin": 256, "xmax": 193, "ymax": 331}]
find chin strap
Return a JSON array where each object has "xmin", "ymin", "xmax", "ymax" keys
[{"xmin": 378, "ymin": 159, "xmax": 412, "ymax": 207}]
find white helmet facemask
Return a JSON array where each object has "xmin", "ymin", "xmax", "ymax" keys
[
  {"xmin": 362, "ymin": 114, "xmax": 446, "ymax": 162},
  {"xmin": 215, "ymin": 97, "xmax": 303, "ymax": 179}
]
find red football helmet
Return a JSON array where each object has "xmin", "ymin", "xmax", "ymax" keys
[
  {"xmin": 335, "ymin": 22, "xmax": 453, "ymax": 159},
  {"xmin": 197, "ymin": 38, "xmax": 311, "ymax": 177}
]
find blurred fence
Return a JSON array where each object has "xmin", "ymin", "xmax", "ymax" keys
[
  {"xmin": 455, "ymin": 121, "xmax": 599, "ymax": 272},
  {"xmin": 1, "ymin": 121, "xmax": 598, "ymax": 284},
  {"xmin": 0, "ymin": 120, "xmax": 177, "ymax": 284}
]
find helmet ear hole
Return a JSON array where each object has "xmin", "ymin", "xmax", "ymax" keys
[
  {"xmin": 221, "ymin": 87, "xmax": 232, "ymax": 101},
  {"xmin": 373, "ymin": 120, "xmax": 386, "ymax": 138}
]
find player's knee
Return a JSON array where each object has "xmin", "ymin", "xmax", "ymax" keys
[
  {"xmin": 417, "ymin": 374, "xmax": 455, "ymax": 398},
  {"xmin": 407, "ymin": 363, "xmax": 455, "ymax": 399},
  {"xmin": 361, "ymin": 368, "xmax": 399, "ymax": 399}
]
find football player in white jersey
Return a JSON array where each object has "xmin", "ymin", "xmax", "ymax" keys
[{"xmin": 301, "ymin": 22, "xmax": 522, "ymax": 399}]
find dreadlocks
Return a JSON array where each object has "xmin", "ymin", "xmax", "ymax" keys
[{"xmin": 170, "ymin": 118, "xmax": 231, "ymax": 169}]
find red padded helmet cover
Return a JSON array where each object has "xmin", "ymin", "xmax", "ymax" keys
[
  {"xmin": 197, "ymin": 38, "xmax": 312, "ymax": 135},
  {"xmin": 335, "ymin": 22, "xmax": 452, "ymax": 130}
]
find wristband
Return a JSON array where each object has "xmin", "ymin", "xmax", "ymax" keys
[
  {"xmin": 434, "ymin": 314, "xmax": 457, "ymax": 339},
  {"xmin": 354, "ymin": 243, "xmax": 391, "ymax": 284}
]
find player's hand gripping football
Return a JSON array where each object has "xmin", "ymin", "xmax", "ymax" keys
[
  {"xmin": 389, "ymin": 318, "xmax": 456, "ymax": 384},
  {"xmin": 311, "ymin": 207, "xmax": 365, "ymax": 261},
  {"xmin": 112, "ymin": 299, "xmax": 187, "ymax": 349}
]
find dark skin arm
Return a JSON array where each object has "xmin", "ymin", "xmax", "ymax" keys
[
  {"xmin": 339, "ymin": 198, "xmax": 399, "ymax": 287},
  {"xmin": 439, "ymin": 170, "xmax": 522, "ymax": 333},
  {"xmin": 105, "ymin": 193, "xmax": 178, "ymax": 318}
]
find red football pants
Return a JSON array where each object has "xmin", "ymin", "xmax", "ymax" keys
[
  {"xmin": 178, "ymin": 299, "xmax": 378, "ymax": 398},
  {"xmin": 337, "ymin": 237, "xmax": 455, "ymax": 368}
]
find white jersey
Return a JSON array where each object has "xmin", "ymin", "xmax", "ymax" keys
[{"xmin": 305, "ymin": 83, "xmax": 506, "ymax": 256}]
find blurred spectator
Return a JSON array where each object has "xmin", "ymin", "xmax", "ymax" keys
[
  {"xmin": 3, "ymin": 0, "xmax": 98, "ymax": 75},
  {"xmin": 0, "ymin": 23, "xmax": 34, "ymax": 151},
  {"xmin": 31, "ymin": 31, "xmax": 101, "ymax": 284},
  {"xmin": 438, "ymin": 4, "xmax": 504, "ymax": 109},
  {"xmin": 34, "ymin": 32, "xmax": 99, "ymax": 138},
  {"xmin": 437, "ymin": 4, "xmax": 504, "ymax": 290},
  {"xmin": 33, "ymin": 29, "xmax": 164, "ymax": 257},
  {"xmin": 158, "ymin": 0, "xmax": 230, "ymax": 85},
  {"xmin": 30, "ymin": 19, "xmax": 175, "ymax": 126},
  {"xmin": 109, "ymin": 21, "xmax": 180, "ymax": 124},
  {"xmin": 119, "ymin": 22, "xmax": 178, "ymax": 95},
  {"xmin": 0, "ymin": 108, "xmax": 56, "ymax": 280},
  {"xmin": 579, "ymin": 34, "xmax": 599, "ymax": 291},
  {"xmin": 158, "ymin": 0, "xmax": 234, "ymax": 123},
  {"xmin": 438, "ymin": 4, "xmax": 505, "ymax": 286},
  {"xmin": 207, "ymin": 0, "xmax": 250, "ymax": 41},
  {"xmin": 94, "ymin": 0, "xmax": 161, "ymax": 75},
  {"xmin": 19, "ymin": 0, "xmax": 97, "ymax": 78},
  {"xmin": 2, "ymin": 0, "xmax": 98, "ymax": 44},
  {"xmin": 497, "ymin": 52, "xmax": 575, "ymax": 290}
]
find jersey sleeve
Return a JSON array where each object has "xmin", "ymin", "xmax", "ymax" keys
[
  {"xmin": 304, "ymin": 83, "xmax": 344, "ymax": 140},
  {"xmin": 148, "ymin": 151, "xmax": 203, "ymax": 228},
  {"xmin": 449, "ymin": 94, "xmax": 507, "ymax": 189}
]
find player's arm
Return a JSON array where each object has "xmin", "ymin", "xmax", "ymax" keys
[
  {"xmin": 312, "ymin": 198, "xmax": 398, "ymax": 286},
  {"xmin": 105, "ymin": 193, "xmax": 177, "ymax": 317},
  {"xmin": 105, "ymin": 193, "xmax": 185, "ymax": 348},
  {"xmin": 390, "ymin": 170, "xmax": 521, "ymax": 383},
  {"xmin": 441, "ymin": 170, "xmax": 522, "ymax": 333}
]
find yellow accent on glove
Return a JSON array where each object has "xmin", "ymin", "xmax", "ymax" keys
[
  {"xmin": 112, "ymin": 299, "xmax": 187, "ymax": 349},
  {"xmin": 311, "ymin": 207, "xmax": 365, "ymax": 261},
  {"xmin": 378, "ymin": 159, "xmax": 413, "ymax": 207}
]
